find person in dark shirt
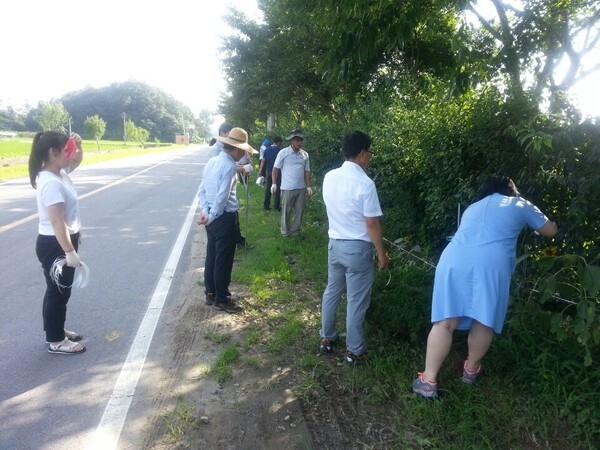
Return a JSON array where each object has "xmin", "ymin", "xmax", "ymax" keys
[{"xmin": 259, "ymin": 136, "xmax": 282, "ymax": 211}]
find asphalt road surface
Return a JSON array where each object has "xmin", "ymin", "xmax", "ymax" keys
[{"xmin": 0, "ymin": 146, "xmax": 209, "ymax": 449}]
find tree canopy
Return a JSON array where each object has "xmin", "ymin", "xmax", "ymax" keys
[
  {"xmin": 0, "ymin": 81, "xmax": 215, "ymax": 143},
  {"xmin": 219, "ymin": 0, "xmax": 600, "ymax": 129}
]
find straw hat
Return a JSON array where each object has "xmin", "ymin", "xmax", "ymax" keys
[{"xmin": 216, "ymin": 127, "xmax": 258, "ymax": 154}]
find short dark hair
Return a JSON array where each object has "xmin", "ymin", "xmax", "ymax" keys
[
  {"xmin": 218, "ymin": 122, "xmax": 233, "ymax": 136},
  {"xmin": 272, "ymin": 136, "xmax": 282, "ymax": 144},
  {"xmin": 475, "ymin": 175, "xmax": 520, "ymax": 201},
  {"xmin": 342, "ymin": 131, "xmax": 372, "ymax": 159}
]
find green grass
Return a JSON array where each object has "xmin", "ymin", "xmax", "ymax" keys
[
  {"xmin": 211, "ymin": 344, "xmax": 241, "ymax": 383},
  {"xmin": 0, "ymin": 138, "xmax": 181, "ymax": 182},
  {"xmin": 164, "ymin": 396, "xmax": 203, "ymax": 442}
]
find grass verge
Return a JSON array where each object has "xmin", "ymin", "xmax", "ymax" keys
[{"xmin": 219, "ymin": 180, "xmax": 597, "ymax": 449}]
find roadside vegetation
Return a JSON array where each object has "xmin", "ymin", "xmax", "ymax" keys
[{"xmin": 206, "ymin": 178, "xmax": 600, "ymax": 449}]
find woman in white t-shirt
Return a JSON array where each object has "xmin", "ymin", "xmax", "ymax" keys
[{"xmin": 29, "ymin": 131, "xmax": 86, "ymax": 355}]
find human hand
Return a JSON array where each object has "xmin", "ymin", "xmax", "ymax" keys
[
  {"xmin": 70, "ymin": 133, "xmax": 83, "ymax": 148},
  {"xmin": 306, "ymin": 187, "xmax": 313, "ymax": 197},
  {"xmin": 270, "ymin": 184, "xmax": 277, "ymax": 194},
  {"xmin": 197, "ymin": 210, "xmax": 210, "ymax": 225},
  {"xmin": 65, "ymin": 250, "xmax": 81, "ymax": 267},
  {"xmin": 244, "ymin": 164, "xmax": 253, "ymax": 173},
  {"xmin": 378, "ymin": 252, "xmax": 390, "ymax": 269}
]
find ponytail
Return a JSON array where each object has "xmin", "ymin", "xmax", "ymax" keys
[{"xmin": 28, "ymin": 131, "xmax": 68, "ymax": 189}]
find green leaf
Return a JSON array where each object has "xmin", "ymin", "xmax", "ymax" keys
[{"xmin": 580, "ymin": 265, "xmax": 600, "ymax": 298}]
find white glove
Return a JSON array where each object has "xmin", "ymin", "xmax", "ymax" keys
[
  {"xmin": 65, "ymin": 250, "xmax": 81, "ymax": 267},
  {"xmin": 243, "ymin": 164, "xmax": 253, "ymax": 173},
  {"xmin": 256, "ymin": 176, "xmax": 265, "ymax": 185},
  {"xmin": 306, "ymin": 187, "xmax": 313, "ymax": 196},
  {"xmin": 271, "ymin": 184, "xmax": 277, "ymax": 194}
]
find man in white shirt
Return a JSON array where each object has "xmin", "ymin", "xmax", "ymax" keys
[
  {"xmin": 319, "ymin": 131, "xmax": 389, "ymax": 364},
  {"xmin": 207, "ymin": 122, "xmax": 233, "ymax": 159},
  {"xmin": 271, "ymin": 129, "xmax": 313, "ymax": 237},
  {"xmin": 198, "ymin": 127, "xmax": 257, "ymax": 313}
]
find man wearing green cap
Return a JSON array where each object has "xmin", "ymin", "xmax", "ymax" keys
[{"xmin": 270, "ymin": 129, "xmax": 313, "ymax": 237}]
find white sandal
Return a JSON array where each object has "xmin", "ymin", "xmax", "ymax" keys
[{"xmin": 48, "ymin": 338, "xmax": 86, "ymax": 355}]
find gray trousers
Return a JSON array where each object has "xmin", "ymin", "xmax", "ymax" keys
[
  {"xmin": 320, "ymin": 238, "xmax": 375, "ymax": 355},
  {"xmin": 280, "ymin": 188, "xmax": 306, "ymax": 236}
]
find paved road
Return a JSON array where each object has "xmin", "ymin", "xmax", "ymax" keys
[{"xmin": 0, "ymin": 146, "xmax": 209, "ymax": 450}]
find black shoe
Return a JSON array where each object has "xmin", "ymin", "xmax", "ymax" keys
[
  {"xmin": 205, "ymin": 293, "xmax": 215, "ymax": 306},
  {"xmin": 214, "ymin": 299, "xmax": 243, "ymax": 314},
  {"xmin": 264, "ymin": 206, "xmax": 271, "ymax": 211},
  {"xmin": 345, "ymin": 350, "xmax": 368, "ymax": 365},
  {"xmin": 320, "ymin": 338, "xmax": 336, "ymax": 355}
]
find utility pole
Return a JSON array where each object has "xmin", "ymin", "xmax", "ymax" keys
[{"xmin": 122, "ymin": 112, "xmax": 127, "ymax": 144}]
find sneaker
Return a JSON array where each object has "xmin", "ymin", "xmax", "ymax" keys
[
  {"xmin": 345, "ymin": 350, "xmax": 368, "ymax": 365},
  {"xmin": 319, "ymin": 338, "xmax": 335, "ymax": 355},
  {"xmin": 412, "ymin": 373, "xmax": 438, "ymax": 398},
  {"xmin": 462, "ymin": 360, "xmax": 483, "ymax": 384},
  {"xmin": 205, "ymin": 293, "xmax": 215, "ymax": 306},
  {"xmin": 214, "ymin": 299, "xmax": 243, "ymax": 314}
]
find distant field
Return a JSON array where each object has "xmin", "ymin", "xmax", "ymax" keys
[
  {"xmin": 0, "ymin": 139, "xmax": 182, "ymax": 182},
  {"xmin": 0, "ymin": 138, "xmax": 169, "ymax": 158}
]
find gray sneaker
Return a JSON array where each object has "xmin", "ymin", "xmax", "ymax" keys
[{"xmin": 462, "ymin": 360, "xmax": 483, "ymax": 384}]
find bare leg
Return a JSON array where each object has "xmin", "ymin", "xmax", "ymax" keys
[
  {"xmin": 422, "ymin": 318, "xmax": 459, "ymax": 382},
  {"xmin": 465, "ymin": 320, "xmax": 494, "ymax": 371}
]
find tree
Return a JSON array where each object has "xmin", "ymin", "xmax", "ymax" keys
[
  {"xmin": 0, "ymin": 106, "xmax": 25, "ymax": 131},
  {"xmin": 125, "ymin": 119, "xmax": 150, "ymax": 148},
  {"xmin": 35, "ymin": 101, "xmax": 70, "ymax": 132},
  {"xmin": 195, "ymin": 109, "xmax": 214, "ymax": 142},
  {"xmin": 464, "ymin": 0, "xmax": 600, "ymax": 107},
  {"xmin": 83, "ymin": 115, "xmax": 107, "ymax": 149},
  {"xmin": 61, "ymin": 81, "xmax": 196, "ymax": 142},
  {"xmin": 220, "ymin": 5, "xmax": 337, "ymax": 131}
]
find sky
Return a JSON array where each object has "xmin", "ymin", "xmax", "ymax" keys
[
  {"xmin": 1, "ymin": 1, "xmax": 598, "ymax": 121},
  {"xmin": 0, "ymin": 0, "xmax": 262, "ymax": 119}
]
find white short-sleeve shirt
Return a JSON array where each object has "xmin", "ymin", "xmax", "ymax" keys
[
  {"xmin": 36, "ymin": 170, "xmax": 81, "ymax": 235},
  {"xmin": 322, "ymin": 161, "xmax": 382, "ymax": 242},
  {"xmin": 273, "ymin": 146, "xmax": 310, "ymax": 190}
]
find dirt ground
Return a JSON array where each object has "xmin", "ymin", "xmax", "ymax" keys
[{"xmin": 137, "ymin": 225, "xmax": 348, "ymax": 450}]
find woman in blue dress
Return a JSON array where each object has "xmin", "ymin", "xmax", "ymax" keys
[{"xmin": 413, "ymin": 176, "xmax": 557, "ymax": 398}]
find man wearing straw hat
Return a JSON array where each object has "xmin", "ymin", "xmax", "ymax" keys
[{"xmin": 198, "ymin": 127, "xmax": 258, "ymax": 313}]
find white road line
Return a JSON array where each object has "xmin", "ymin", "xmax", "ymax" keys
[{"xmin": 85, "ymin": 191, "xmax": 199, "ymax": 450}]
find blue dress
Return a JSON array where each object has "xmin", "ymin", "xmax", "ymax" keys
[{"xmin": 431, "ymin": 194, "xmax": 549, "ymax": 333}]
